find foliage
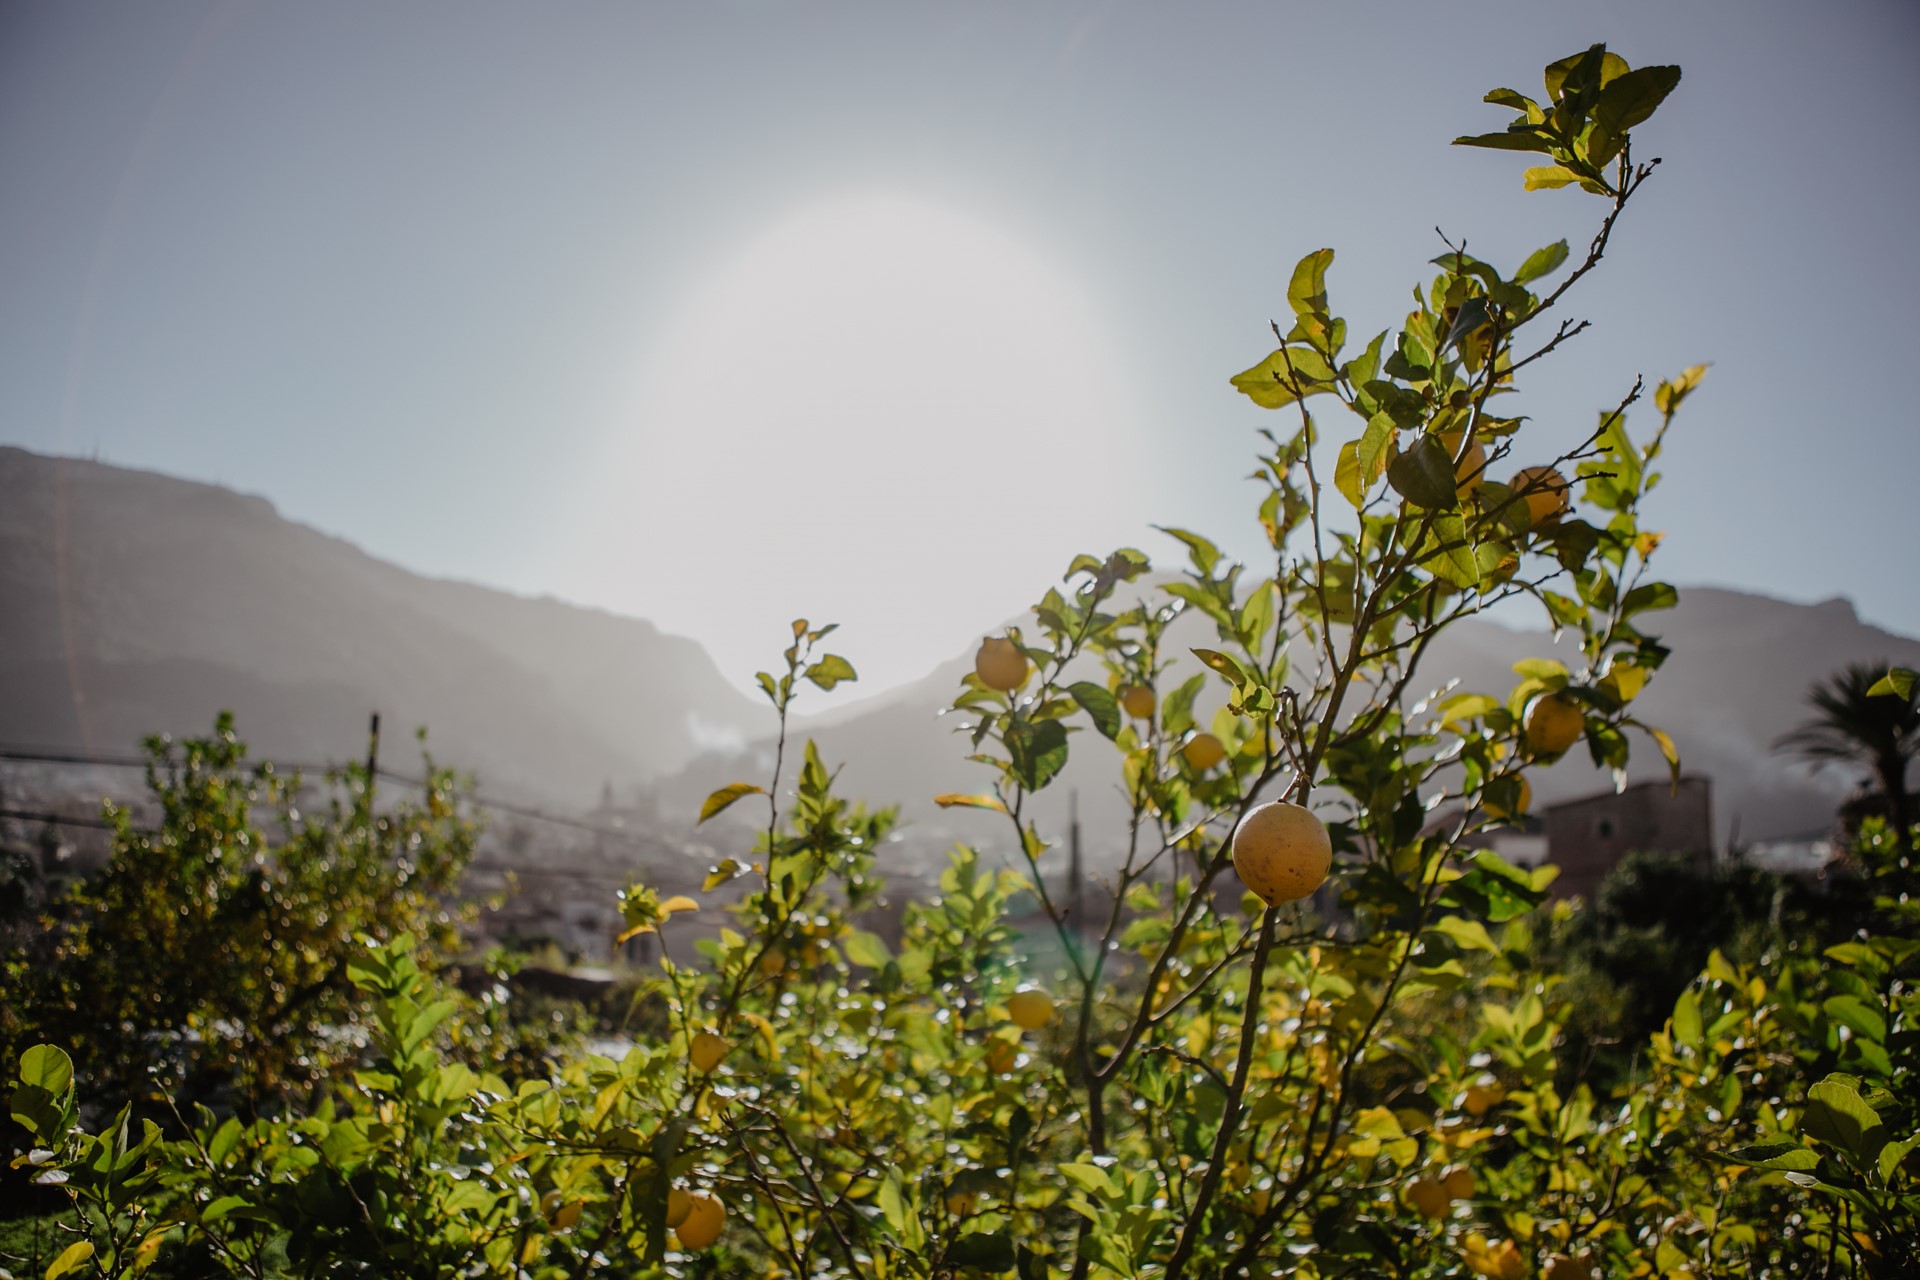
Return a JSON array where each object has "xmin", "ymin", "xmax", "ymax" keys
[
  {"xmin": 0, "ymin": 714, "xmax": 479, "ymax": 1115},
  {"xmin": 11, "ymin": 43, "xmax": 1916, "ymax": 1280},
  {"xmin": 1776, "ymin": 661, "xmax": 1920, "ymax": 835},
  {"xmin": 1548, "ymin": 850, "xmax": 1843, "ymax": 1084}
]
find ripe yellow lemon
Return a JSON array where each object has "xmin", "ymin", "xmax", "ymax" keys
[
  {"xmin": 1231, "ymin": 801, "xmax": 1332, "ymax": 906},
  {"xmin": 1439, "ymin": 429, "xmax": 1487, "ymax": 494},
  {"xmin": 1407, "ymin": 1178, "xmax": 1451, "ymax": 1219},
  {"xmin": 975, "ymin": 637, "xmax": 1029, "ymax": 692},
  {"xmin": 1442, "ymin": 1166, "xmax": 1477, "ymax": 1201},
  {"xmin": 674, "ymin": 1192, "xmax": 726, "ymax": 1250},
  {"xmin": 1119, "ymin": 684, "xmax": 1156, "ymax": 720},
  {"xmin": 1483, "ymin": 775, "xmax": 1531, "ymax": 820},
  {"xmin": 1007, "ymin": 989, "xmax": 1054, "ymax": 1031},
  {"xmin": 1509, "ymin": 466, "xmax": 1571, "ymax": 527},
  {"xmin": 1182, "ymin": 732, "xmax": 1227, "ymax": 771},
  {"xmin": 1523, "ymin": 692, "xmax": 1584, "ymax": 757},
  {"xmin": 689, "ymin": 1031, "xmax": 730, "ymax": 1074},
  {"xmin": 665, "ymin": 1187, "xmax": 693, "ymax": 1229},
  {"xmin": 945, "ymin": 1190, "xmax": 980, "ymax": 1217},
  {"xmin": 984, "ymin": 1038, "xmax": 1019, "ymax": 1074}
]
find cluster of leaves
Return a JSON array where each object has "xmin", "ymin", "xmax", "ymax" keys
[
  {"xmin": 9, "ymin": 43, "xmax": 1915, "ymax": 1280},
  {"xmin": 1, "ymin": 714, "xmax": 479, "ymax": 1115}
]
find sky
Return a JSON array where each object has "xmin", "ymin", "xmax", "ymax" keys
[{"xmin": 3, "ymin": 1, "xmax": 1917, "ymax": 696}]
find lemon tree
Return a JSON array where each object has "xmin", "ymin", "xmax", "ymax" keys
[{"xmin": 19, "ymin": 43, "xmax": 1912, "ymax": 1280}]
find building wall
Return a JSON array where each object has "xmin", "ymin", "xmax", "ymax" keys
[{"xmin": 1544, "ymin": 775, "xmax": 1713, "ymax": 899}]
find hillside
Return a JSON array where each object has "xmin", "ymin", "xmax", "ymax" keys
[
  {"xmin": 0, "ymin": 447, "xmax": 771, "ymax": 808},
  {"xmin": 4, "ymin": 446, "xmax": 1915, "ymax": 870}
]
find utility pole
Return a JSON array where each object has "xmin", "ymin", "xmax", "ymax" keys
[
  {"xmin": 364, "ymin": 712, "xmax": 381, "ymax": 811},
  {"xmin": 1068, "ymin": 790, "xmax": 1084, "ymax": 932}
]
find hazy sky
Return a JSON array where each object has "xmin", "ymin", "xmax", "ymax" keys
[{"xmin": 4, "ymin": 1, "xmax": 1917, "ymax": 695}]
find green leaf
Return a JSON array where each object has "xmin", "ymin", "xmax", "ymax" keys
[
  {"xmin": 1822, "ymin": 996, "xmax": 1886, "ymax": 1045},
  {"xmin": 842, "ymin": 931, "xmax": 892, "ymax": 968},
  {"xmin": 1726, "ymin": 1141, "xmax": 1819, "ymax": 1172},
  {"xmin": 1880, "ymin": 1135, "xmax": 1919, "ymax": 1184},
  {"xmin": 1067, "ymin": 682, "xmax": 1122, "ymax": 740},
  {"xmin": 1357, "ymin": 412, "xmax": 1396, "ymax": 486},
  {"xmin": 1513, "ymin": 239, "xmax": 1570, "ymax": 284},
  {"xmin": 1867, "ymin": 667, "xmax": 1916, "ymax": 699},
  {"xmin": 1593, "ymin": 64, "xmax": 1683, "ymax": 134},
  {"xmin": 1387, "ymin": 436, "xmax": 1460, "ymax": 510},
  {"xmin": 1654, "ymin": 363, "xmax": 1710, "ymax": 416},
  {"xmin": 1802, "ymin": 1076, "xmax": 1887, "ymax": 1163},
  {"xmin": 202, "ymin": 1194, "xmax": 255, "ymax": 1224},
  {"xmin": 1431, "ymin": 916, "xmax": 1498, "ymax": 953},
  {"xmin": 1288, "ymin": 248, "xmax": 1334, "ymax": 317},
  {"xmin": 1334, "ymin": 440, "xmax": 1366, "ymax": 510},
  {"xmin": 1006, "ymin": 719, "xmax": 1070, "ymax": 792},
  {"xmin": 1238, "ymin": 580, "xmax": 1277, "ymax": 650},
  {"xmin": 1544, "ymin": 44, "xmax": 1616, "ymax": 102},
  {"xmin": 1438, "ymin": 692, "xmax": 1501, "ymax": 727},
  {"xmin": 1512, "ymin": 657, "xmax": 1569, "ymax": 683},
  {"xmin": 934, "ymin": 792, "xmax": 1009, "ymax": 814},
  {"xmin": 1621, "ymin": 582, "xmax": 1679, "ymax": 616},
  {"xmin": 1452, "ymin": 128, "xmax": 1554, "ymax": 155},
  {"xmin": 699, "ymin": 782, "xmax": 766, "ymax": 825},
  {"xmin": 1672, "ymin": 990, "xmax": 1703, "ymax": 1047},
  {"xmin": 18, "ymin": 1045, "xmax": 72, "ymax": 1097},
  {"xmin": 1190, "ymin": 648, "xmax": 1249, "ymax": 689},
  {"xmin": 1060, "ymin": 1162, "xmax": 1119, "ymax": 1198},
  {"xmin": 1156, "ymin": 526, "xmax": 1223, "ymax": 577},
  {"xmin": 1230, "ymin": 346, "xmax": 1339, "ymax": 409},
  {"xmin": 1422, "ymin": 513, "xmax": 1480, "ymax": 590},
  {"xmin": 46, "ymin": 1241, "xmax": 94, "ymax": 1280},
  {"xmin": 804, "ymin": 653, "xmax": 858, "ymax": 691},
  {"xmin": 1523, "ymin": 165, "xmax": 1582, "ymax": 191}
]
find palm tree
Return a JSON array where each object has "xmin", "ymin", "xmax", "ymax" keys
[{"xmin": 1775, "ymin": 661, "xmax": 1920, "ymax": 836}]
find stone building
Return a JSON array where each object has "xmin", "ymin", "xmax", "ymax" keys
[{"xmin": 1543, "ymin": 775, "xmax": 1713, "ymax": 899}]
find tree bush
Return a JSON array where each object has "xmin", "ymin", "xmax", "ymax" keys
[
  {"xmin": 11, "ymin": 43, "xmax": 1916, "ymax": 1280},
  {"xmin": 1, "ymin": 714, "xmax": 478, "ymax": 1115}
]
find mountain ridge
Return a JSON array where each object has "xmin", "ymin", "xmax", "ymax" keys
[{"xmin": 3, "ymin": 446, "xmax": 1914, "ymax": 864}]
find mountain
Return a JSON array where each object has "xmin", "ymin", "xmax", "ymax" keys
[
  {"xmin": 5, "ymin": 446, "xmax": 1915, "ymax": 870},
  {"xmin": 0, "ymin": 447, "xmax": 771, "ymax": 808},
  {"xmin": 654, "ymin": 585, "xmax": 1920, "ymax": 869}
]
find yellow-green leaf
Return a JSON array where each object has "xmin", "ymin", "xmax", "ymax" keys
[
  {"xmin": 1867, "ymin": 666, "xmax": 1915, "ymax": 699},
  {"xmin": 934, "ymin": 793, "xmax": 1007, "ymax": 814},
  {"xmin": 1522, "ymin": 165, "xmax": 1581, "ymax": 191},
  {"xmin": 46, "ymin": 1241, "xmax": 94, "ymax": 1280},
  {"xmin": 699, "ymin": 782, "xmax": 766, "ymax": 824},
  {"xmin": 1334, "ymin": 440, "xmax": 1365, "ymax": 509}
]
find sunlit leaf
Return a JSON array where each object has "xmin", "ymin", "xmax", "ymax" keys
[
  {"xmin": 804, "ymin": 653, "xmax": 858, "ymax": 690},
  {"xmin": 933, "ymin": 793, "xmax": 1008, "ymax": 814},
  {"xmin": 699, "ymin": 781, "xmax": 766, "ymax": 824}
]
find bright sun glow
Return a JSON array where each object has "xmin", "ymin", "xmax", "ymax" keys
[{"xmin": 574, "ymin": 192, "xmax": 1151, "ymax": 696}]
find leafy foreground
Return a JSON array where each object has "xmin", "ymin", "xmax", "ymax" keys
[{"xmin": 9, "ymin": 45, "xmax": 1918, "ymax": 1280}]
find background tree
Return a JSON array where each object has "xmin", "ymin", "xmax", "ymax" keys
[
  {"xmin": 0, "ymin": 714, "xmax": 479, "ymax": 1116},
  {"xmin": 1775, "ymin": 660, "xmax": 1919, "ymax": 836}
]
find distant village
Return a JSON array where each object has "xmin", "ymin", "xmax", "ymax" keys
[{"xmin": 2, "ymin": 745, "xmax": 1847, "ymax": 975}]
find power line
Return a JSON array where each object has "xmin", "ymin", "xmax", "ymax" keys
[
  {"xmin": 0, "ymin": 745, "xmax": 689, "ymax": 846},
  {"xmin": 0, "ymin": 806, "xmax": 134, "ymax": 834}
]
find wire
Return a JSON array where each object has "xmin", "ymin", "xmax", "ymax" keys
[
  {"xmin": 0, "ymin": 806, "xmax": 132, "ymax": 833},
  {"xmin": 0, "ymin": 743, "xmax": 679, "ymax": 846}
]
